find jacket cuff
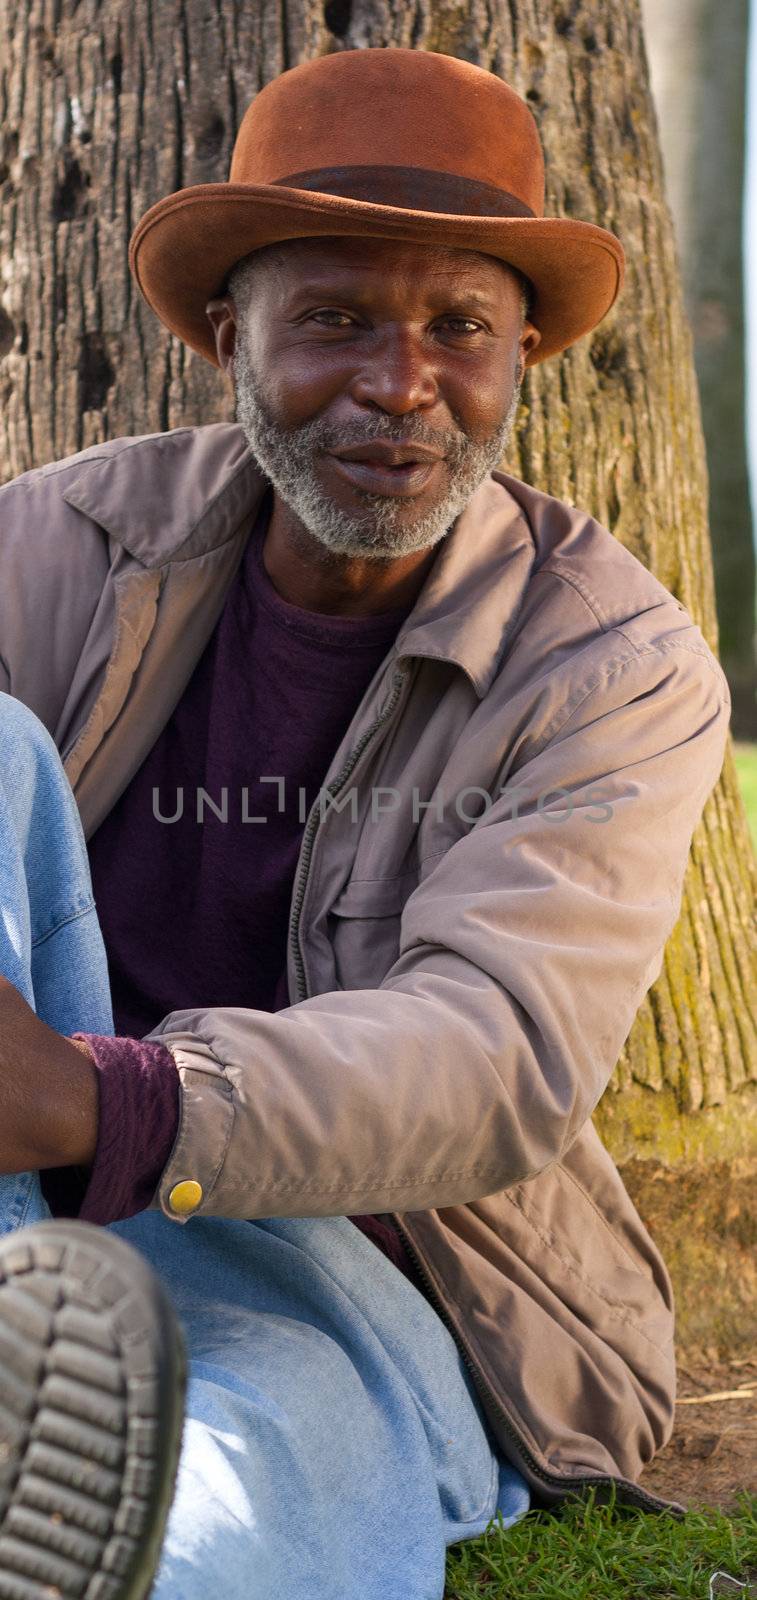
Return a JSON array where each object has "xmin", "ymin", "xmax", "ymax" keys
[{"xmin": 150, "ymin": 1039, "xmax": 236, "ymax": 1223}]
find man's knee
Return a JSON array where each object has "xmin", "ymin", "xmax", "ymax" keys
[{"xmin": 0, "ymin": 691, "xmax": 72, "ymax": 845}]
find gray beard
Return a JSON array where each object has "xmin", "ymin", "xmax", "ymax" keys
[{"xmin": 233, "ymin": 328, "xmax": 523, "ymax": 562}]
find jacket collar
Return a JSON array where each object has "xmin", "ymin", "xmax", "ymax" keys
[{"xmin": 61, "ymin": 422, "xmax": 537, "ymax": 700}]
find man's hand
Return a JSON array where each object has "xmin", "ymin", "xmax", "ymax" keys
[{"xmin": 0, "ymin": 975, "xmax": 98, "ymax": 1173}]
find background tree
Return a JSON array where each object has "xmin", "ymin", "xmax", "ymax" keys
[
  {"xmin": 640, "ymin": 0, "xmax": 757, "ymax": 741},
  {"xmin": 0, "ymin": 0, "xmax": 755, "ymax": 1352}
]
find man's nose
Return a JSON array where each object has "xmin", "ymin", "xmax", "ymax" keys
[{"xmin": 348, "ymin": 326, "xmax": 439, "ymax": 414}]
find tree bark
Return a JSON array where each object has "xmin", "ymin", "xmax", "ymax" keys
[
  {"xmin": 640, "ymin": 0, "xmax": 757, "ymax": 740},
  {"xmin": 0, "ymin": 0, "xmax": 755, "ymax": 1351}
]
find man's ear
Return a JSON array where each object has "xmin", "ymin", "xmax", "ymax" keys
[
  {"xmin": 205, "ymin": 294, "xmax": 237, "ymax": 374},
  {"xmin": 519, "ymin": 319, "xmax": 541, "ymax": 366}
]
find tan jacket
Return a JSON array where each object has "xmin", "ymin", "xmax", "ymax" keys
[{"xmin": 0, "ymin": 423, "xmax": 731, "ymax": 1510}]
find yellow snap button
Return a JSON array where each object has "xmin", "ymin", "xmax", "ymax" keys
[{"xmin": 168, "ymin": 1180, "xmax": 203, "ymax": 1216}]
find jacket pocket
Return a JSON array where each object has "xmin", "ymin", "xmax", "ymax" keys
[{"xmin": 327, "ymin": 870, "xmax": 419, "ymax": 989}]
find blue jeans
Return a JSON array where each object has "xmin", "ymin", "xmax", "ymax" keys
[{"xmin": 0, "ymin": 690, "xmax": 530, "ymax": 1599}]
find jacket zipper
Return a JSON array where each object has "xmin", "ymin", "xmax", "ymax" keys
[
  {"xmin": 391, "ymin": 1217, "xmax": 684, "ymax": 1518},
  {"xmin": 289, "ymin": 661, "xmax": 411, "ymax": 1005},
  {"xmin": 288, "ymin": 656, "xmax": 682, "ymax": 1520}
]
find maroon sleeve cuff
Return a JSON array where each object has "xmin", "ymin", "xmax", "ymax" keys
[{"xmin": 39, "ymin": 1034, "xmax": 181, "ymax": 1226}]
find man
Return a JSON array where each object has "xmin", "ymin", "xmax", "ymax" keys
[{"xmin": 0, "ymin": 45, "xmax": 730, "ymax": 1600}]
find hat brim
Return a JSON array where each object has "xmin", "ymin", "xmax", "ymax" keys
[{"xmin": 128, "ymin": 182, "xmax": 625, "ymax": 368}]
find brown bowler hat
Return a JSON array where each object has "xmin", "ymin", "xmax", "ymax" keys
[{"xmin": 128, "ymin": 47, "xmax": 625, "ymax": 369}]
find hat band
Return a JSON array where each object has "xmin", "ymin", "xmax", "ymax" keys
[{"xmin": 270, "ymin": 165, "xmax": 536, "ymax": 219}]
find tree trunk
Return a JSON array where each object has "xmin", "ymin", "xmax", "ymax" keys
[
  {"xmin": 0, "ymin": 0, "xmax": 755, "ymax": 1352},
  {"xmin": 640, "ymin": 0, "xmax": 757, "ymax": 741}
]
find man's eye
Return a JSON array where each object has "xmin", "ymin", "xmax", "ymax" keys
[
  {"xmin": 441, "ymin": 319, "xmax": 484, "ymax": 334},
  {"xmin": 310, "ymin": 311, "xmax": 355, "ymax": 327}
]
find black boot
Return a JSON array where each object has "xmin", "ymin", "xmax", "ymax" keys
[{"xmin": 0, "ymin": 1219, "xmax": 186, "ymax": 1599}]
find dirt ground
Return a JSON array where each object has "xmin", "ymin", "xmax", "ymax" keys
[{"xmin": 639, "ymin": 1352, "xmax": 756, "ymax": 1510}]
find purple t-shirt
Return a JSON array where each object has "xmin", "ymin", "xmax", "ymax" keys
[{"xmin": 45, "ymin": 487, "xmax": 423, "ymax": 1288}]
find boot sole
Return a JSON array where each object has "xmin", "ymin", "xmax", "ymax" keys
[{"xmin": 0, "ymin": 1219, "xmax": 186, "ymax": 1600}]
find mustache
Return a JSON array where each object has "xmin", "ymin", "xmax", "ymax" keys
[
  {"xmin": 262, "ymin": 413, "xmax": 468, "ymax": 462},
  {"xmin": 312, "ymin": 418, "xmax": 464, "ymax": 456}
]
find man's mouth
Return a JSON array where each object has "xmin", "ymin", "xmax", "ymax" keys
[
  {"xmin": 332, "ymin": 442, "xmax": 444, "ymax": 467},
  {"xmin": 327, "ymin": 451, "xmax": 444, "ymax": 497}
]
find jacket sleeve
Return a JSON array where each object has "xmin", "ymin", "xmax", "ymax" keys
[{"xmin": 143, "ymin": 636, "xmax": 731, "ymax": 1223}]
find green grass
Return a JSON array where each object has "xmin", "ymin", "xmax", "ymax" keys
[
  {"xmin": 734, "ymin": 741, "xmax": 757, "ymax": 852},
  {"xmin": 444, "ymin": 1488, "xmax": 757, "ymax": 1599}
]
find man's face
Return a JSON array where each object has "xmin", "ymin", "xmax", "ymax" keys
[{"xmin": 225, "ymin": 236, "xmax": 532, "ymax": 562}]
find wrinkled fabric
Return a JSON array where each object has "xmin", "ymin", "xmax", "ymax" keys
[{"xmin": 0, "ymin": 422, "xmax": 731, "ymax": 1498}]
